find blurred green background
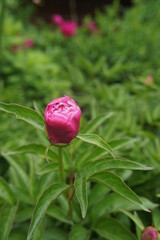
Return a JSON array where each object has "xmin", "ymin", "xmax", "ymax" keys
[{"xmin": 1, "ymin": 0, "xmax": 160, "ymax": 238}]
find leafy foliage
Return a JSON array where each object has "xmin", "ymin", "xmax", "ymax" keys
[{"xmin": 0, "ymin": 0, "xmax": 160, "ymax": 239}]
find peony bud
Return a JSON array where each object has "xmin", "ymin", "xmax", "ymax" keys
[
  {"xmin": 60, "ymin": 21, "xmax": 77, "ymax": 37},
  {"xmin": 145, "ymin": 76, "xmax": 153, "ymax": 85},
  {"xmin": 87, "ymin": 21, "xmax": 97, "ymax": 32},
  {"xmin": 141, "ymin": 226, "xmax": 159, "ymax": 240},
  {"xmin": 45, "ymin": 96, "xmax": 81, "ymax": 144},
  {"xmin": 23, "ymin": 39, "xmax": 34, "ymax": 49},
  {"xmin": 52, "ymin": 14, "xmax": 63, "ymax": 26},
  {"xmin": 11, "ymin": 44, "xmax": 19, "ymax": 52}
]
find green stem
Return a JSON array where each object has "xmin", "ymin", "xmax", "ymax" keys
[{"xmin": 58, "ymin": 147, "xmax": 65, "ymax": 183}]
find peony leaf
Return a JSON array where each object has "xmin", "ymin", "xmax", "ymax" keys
[
  {"xmin": 93, "ymin": 217, "xmax": 137, "ymax": 240},
  {"xmin": 83, "ymin": 112, "xmax": 114, "ymax": 133},
  {"xmin": 0, "ymin": 204, "xmax": 18, "ymax": 240},
  {"xmin": 77, "ymin": 133, "xmax": 113, "ymax": 156},
  {"xmin": 121, "ymin": 210, "xmax": 144, "ymax": 230},
  {"xmin": 37, "ymin": 163, "xmax": 59, "ymax": 175},
  {"xmin": 0, "ymin": 102, "xmax": 44, "ymax": 131},
  {"xmin": 89, "ymin": 172, "xmax": 149, "ymax": 212},
  {"xmin": 6, "ymin": 143, "xmax": 58, "ymax": 162},
  {"xmin": 84, "ymin": 158, "xmax": 153, "ymax": 178},
  {"xmin": 74, "ymin": 172, "xmax": 88, "ymax": 218},
  {"xmin": 0, "ymin": 177, "xmax": 16, "ymax": 205},
  {"xmin": 27, "ymin": 183, "xmax": 71, "ymax": 240},
  {"xmin": 69, "ymin": 224, "xmax": 91, "ymax": 240}
]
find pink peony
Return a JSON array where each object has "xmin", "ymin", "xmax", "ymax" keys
[
  {"xmin": 11, "ymin": 44, "xmax": 19, "ymax": 52},
  {"xmin": 52, "ymin": 14, "xmax": 63, "ymax": 26},
  {"xmin": 45, "ymin": 96, "xmax": 81, "ymax": 144},
  {"xmin": 145, "ymin": 76, "xmax": 153, "ymax": 85},
  {"xmin": 60, "ymin": 21, "xmax": 77, "ymax": 37},
  {"xmin": 32, "ymin": 0, "xmax": 41, "ymax": 4},
  {"xmin": 87, "ymin": 21, "xmax": 97, "ymax": 32},
  {"xmin": 141, "ymin": 226, "xmax": 159, "ymax": 240},
  {"xmin": 23, "ymin": 39, "xmax": 34, "ymax": 49}
]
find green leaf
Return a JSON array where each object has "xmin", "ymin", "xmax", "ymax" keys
[
  {"xmin": 85, "ymin": 158, "xmax": 152, "ymax": 178},
  {"xmin": 88, "ymin": 184, "xmax": 110, "ymax": 207},
  {"xmin": 38, "ymin": 163, "xmax": 59, "ymax": 175},
  {"xmin": 93, "ymin": 217, "xmax": 137, "ymax": 240},
  {"xmin": 69, "ymin": 225, "xmax": 91, "ymax": 240},
  {"xmin": 90, "ymin": 193, "xmax": 157, "ymax": 222},
  {"xmin": 2, "ymin": 154, "xmax": 31, "ymax": 194},
  {"xmin": 121, "ymin": 210, "xmax": 144, "ymax": 230},
  {"xmin": 8, "ymin": 230, "xmax": 26, "ymax": 240},
  {"xmin": 74, "ymin": 172, "xmax": 88, "ymax": 218},
  {"xmin": 6, "ymin": 144, "xmax": 58, "ymax": 162},
  {"xmin": 15, "ymin": 207, "xmax": 33, "ymax": 223},
  {"xmin": 0, "ymin": 204, "xmax": 18, "ymax": 240},
  {"xmin": 43, "ymin": 227, "xmax": 68, "ymax": 240},
  {"xmin": 108, "ymin": 138, "xmax": 138, "ymax": 150},
  {"xmin": 47, "ymin": 205, "xmax": 73, "ymax": 225},
  {"xmin": 0, "ymin": 103, "xmax": 44, "ymax": 131},
  {"xmin": 89, "ymin": 172, "xmax": 149, "ymax": 212},
  {"xmin": 27, "ymin": 183, "xmax": 71, "ymax": 240},
  {"xmin": 77, "ymin": 134, "xmax": 113, "ymax": 156},
  {"xmin": 0, "ymin": 177, "xmax": 16, "ymax": 205},
  {"xmin": 32, "ymin": 217, "xmax": 45, "ymax": 240},
  {"xmin": 83, "ymin": 112, "xmax": 114, "ymax": 133}
]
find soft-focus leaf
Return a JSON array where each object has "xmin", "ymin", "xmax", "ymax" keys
[
  {"xmin": 77, "ymin": 133, "xmax": 113, "ymax": 156},
  {"xmin": 32, "ymin": 218, "xmax": 45, "ymax": 240},
  {"xmin": 6, "ymin": 144, "xmax": 58, "ymax": 162},
  {"xmin": 38, "ymin": 163, "xmax": 59, "ymax": 175},
  {"xmin": 69, "ymin": 224, "xmax": 90, "ymax": 240},
  {"xmin": 43, "ymin": 227, "xmax": 68, "ymax": 240},
  {"xmin": 15, "ymin": 207, "xmax": 33, "ymax": 223},
  {"xmin": 2, "ymin": 154, "xmax": 31, "ymax": 194},
  {"xmin": 90, "ymin": 172, "xmax": 149, "ymax": 212},
  {"xmin": 93, "ymin": 217, "xmax": 137, "ymax": 240},
  {"xmin": 90, "ymin": 193, "xmax": 157, "ymax": 221},
  {"xmin": 0, "ymin": 102, "xmax": 44, "ymax": 131},
  {"xmin": 0, "ymin": 204, "xmax": 18, "ymax": 240},
  {"xmin": 27, "ymin": 183, "xmax": 71, "ymax": 240},
  {"xmin": 121, "ymin": 210, "xmax": 144, "ymax": 230},
  {"xmin": 74, "ymin": 172, "xmax": 88, "ymax": 218},
  {"xmin": 88, "ymin": 184, "xmax": 110, "ymax": 207},
  {"xmin": 47, "ymin": 205, "xmax": 73, "ymax": 225},
  {"xmin": 85, "ymin": 158, "xmax": 152, "ymax": 178},
  {"xmin": 108, "ymin": 138, "xmax": 138, "ymax": 149},
  {"xmin": 0, "ymin": 177, "xmax": 16, "ymax": 205},
  {"xmin": 9, "ymin": 230, "xmax": 26, "ymax": 240},
  {"xmin": 83, "ymin": 112, "xmax": 114, "ymax": 133}
]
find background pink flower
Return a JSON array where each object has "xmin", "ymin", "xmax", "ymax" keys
[
  {"xmin": 23, "ymin": 39, "xmax": 34, "ymax": 49},
  {"xmin": 52, "ymin": 14, "xmax": 63, "ymax": 26},
  {"xmin": 11, "ymin": 44, "xmax": 19, "ymax": 52},
  {"xmin": 145, "ymin": 75, "xmax": 153, "ymax": 85},
  {"xmin": 60, "ymin": 21, "xmax": 77, "ymax": 37},
  {"xmin": 87, "ymin": 21, "xmax": 97, "ymax": 31}
]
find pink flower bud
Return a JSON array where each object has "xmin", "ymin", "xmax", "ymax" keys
[
  {"xmin": 52, "ymin": 14, "xmax": 63, "ymax": 26},
  {"xmin": 45, "ymin": 96, "xmax": 81, "ymax": 144},
  {"xmin": 32, "ymin": 0, "xmax": 41, "ymax": 4},
  {"xmin": 11, "ymin": 44, "xmax": 19, "ymax": 52},
  {"xmin": 141, "ymin": 226, "xmax": 159, "ymax": 240},
  {"xmin": 23, "ymin": 39, "xmax": 34, "ymax": 49},
  {"xmin": 87, "ymin": 21, "xmax": 97, "ymax": 32},
  {"xmin": 145, "ymin": 76, "xmax": 153, "ymax": 85},
  {"xmin": 60, "ymin": 21, "xmax": 77, "ymax": 37}
]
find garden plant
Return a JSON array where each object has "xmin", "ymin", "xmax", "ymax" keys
[{"xmin": 0, "ymin": 0, "xmax": 160, "ymax": 239}]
